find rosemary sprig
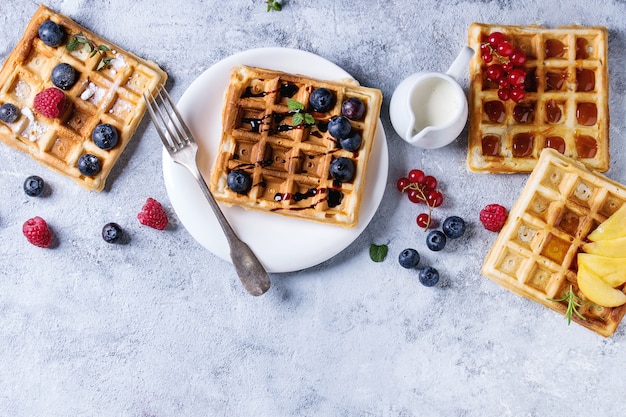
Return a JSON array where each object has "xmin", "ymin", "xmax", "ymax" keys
[
  {"xmin": 547, "ymin": 285, "xmax": 598, "ymax": 325},
  {"xmin": 266, "ymin": 0, "xmax": 283, "ymax": 11},
  {"xmin": 287, "ymin": 99, "xmax": 315, "ymax": 127},
  {"xmin": 66, "ymin": 33, "xmax": 112, "ymax": 70}
]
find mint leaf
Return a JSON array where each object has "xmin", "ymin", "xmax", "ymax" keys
[
  {"xmin": 287, "ymin": 99, "xmax": 304, "ymax": 111},
  {"xmin": 292, "ymin": 113, "xmax": 304, "ymax": 126},
  {"xmin": 304, "ymin": 113, "xmax": 315, "ymax": 125},
  {"xmin": 369, "ymin": 244, "xmax": 388, "ymax": 262}
]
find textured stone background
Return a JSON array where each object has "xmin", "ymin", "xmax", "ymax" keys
[{"xmin": 1, "ymin": 0, "xmax": 625, "ymax": 416}]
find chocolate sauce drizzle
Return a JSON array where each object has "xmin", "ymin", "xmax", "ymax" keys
[{"xmin": 272, "ymin": 187, "xmax": 343, "ymax": 211}]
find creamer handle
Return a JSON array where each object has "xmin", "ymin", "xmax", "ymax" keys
[{"xmin": 446, "ymin": 46, "xmax": 475, "ymax": 81}]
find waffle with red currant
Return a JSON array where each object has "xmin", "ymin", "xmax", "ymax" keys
[
  {"xmin": 467, "ymin": 23, "xmax": 609, "ymax": 173},
  {"xmin": 482, "ymin": 148, "xmax": 626, "ymax": 337},
  {"xmin": 209, "ymin": 65, "xmax": 383, "ymax": 228},
  {"xmin": 0, "ymin": 5, "xmax": 167, "ymax": 191}
]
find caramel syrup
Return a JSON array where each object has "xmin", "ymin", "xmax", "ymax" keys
[
  {"xmin": 484, "ymin": 101, "xmax": 505, "ymax": 123},
  {"xmin": 576, "ymin": 69, "xmax": 595, "ymax": 92},
  {"xmin": 545, "ymin": 100, "xmax": 561, "ymax": 123},
  {"xmin": 576, "ymin": 103, "xmax": 597, "ymax": 126},
  {"xmin": 481, "ymin": 135, "xmax": 500, "ymax": 156},
  {"xmin": 545, "ymin": 39, "xmax": 567, "ymax": 58},
  {"xmin": 512, "ymin": 133, "xmax": 534, "ymax": 157},
  {"xmin": 546, "ymin": 71, "xmax": 566, "ymax": 90},
  {"xmin": 575, "ymin": 38, "xmax": 589, "ymax": 59},
  {"xmin": 575, "ymin": 135, "xmax": 598, "ymax": 158},
  {"xmin": 513, "ymin": 103, "xmax": 535, "ymax": 123},
  {"xmin": 545, "ymin": 136, "xmax": 566, "ymax": 154}
]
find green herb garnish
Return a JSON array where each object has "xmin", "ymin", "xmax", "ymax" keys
[
  {"xmin": 547, "ymin": 285, "xmax": 598, "ymax": 325},
  {"xmin": 266, "ymin": 0, "xmax": 283, "ymax": 11},
  {"xmin": 287, "ymin": 99, "xmax": 315, "ymax": 127},
  {"xmin": 369, "ymin": 243, "xmax": 388, "ymax": 263},
  {"xmin": 66, "ymin": 33, "xmax": 112, "ymax": 71}
]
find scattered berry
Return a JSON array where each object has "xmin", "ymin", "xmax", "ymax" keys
[
  {"xmin": 419, "ymin": 266, "xmax": 440, "ymax": 287},
  {"xmin": 23, "ymin": 175, "xmax": 45, "ymax": 197},
  {"xmin": 0, "ymin": 103, "xmax": 19, "ymax": 123},
  {"xmin": 309, "ymin": 88, "xmax": 334, "ymax": 112},
  {"xmin": 327, "ymin": 116, "xmax": 352, "ymax": 139},
  {"xmin": 102, "ymin": 222, "xmax": 124, "ymax": 243},
  {"xmin": 329, "ymin": 157, "xmax": 355, "ymax": 183},
  {"xmin": 51, "ymin": 63, "xmax": 78, "ymax": 90},
  {"xmin": 398, "ymin": 248, "xmax": 420, "ymax": 269},
  {"xmin": 416, "ymin": 212, "xmax": 431, "ymax": 228},
  {"xmin": 23, "ymin": 216, "xmax": 53, "ymax": 248},
  {"xmin": 137, "ymin": 198, "xmax": 169, "ymax": 230},
  {"xmin": 92, "ymin": 123, "xmax": 119, "ymax": 150},
  {"xmin": 38, "ymin": 20, "xmax": 64, "ymax": 47},
  {"xmin": 426, "ymin": 230, "xmax": 447, "ymax": 252},
  {"xmin": 227, "ymin": 169, "xmax": 252, "ymax": 194},
  {"xmin": 33, "ymin": 87, "xmax": 66, "ymax": 118},
  {"xmin": 341, "ymin": 97, "xmax": 365, "ymax": 120},
  {"xmin": 480, "ymin": 203, "xmax": 508, "ymax": 232},
  {"xmin": 481, "ymin": 31, "xmax": 528, "ymax": 103},
  {"xmin": 426, "ymin": 190, "xmax": 444, "ymax": 208},
  {"xmin": 338, "ymin": 131, "xmax": 362, "ymax": 152},
  {"xmin": 442, "ymin": 216, "xmax": 466, "ymax": 239},
  {"xmin": 78, "ymin": 154, "xmax": 101, "ymax": 176},
  {"xmin": 397, "ymin": 168, "xmax": 444, "ymax": 230}
]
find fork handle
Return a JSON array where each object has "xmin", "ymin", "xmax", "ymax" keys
[{"xmin": 190, "ymin": 166, "xmax": 271, "ymax": 296}]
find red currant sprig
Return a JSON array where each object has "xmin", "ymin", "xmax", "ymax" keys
[
  {"xmin": 396, "ymin": 169, "xmax": 444, "ymax": 230},
  {"xmin": 481, "ymin": 31, "xmax": 528, "ymax": 103}
]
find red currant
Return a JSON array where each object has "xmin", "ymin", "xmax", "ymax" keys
[
  {"xmin": 496, "ymin": 41, "xmax": 514, "ymax": 57},
  {"xmin": 397, "ymin": 177, "xmax": 410, "ymax": 192},
  {"xmin": 498, "ymin": 87, "xmax": 511, "ymax": 101},
  {"xmin": 408, "ymin": 189, "xmax": 425, "ymax": 204},
  {"xmin": 508, "ymin": 68, "xmax": 526, "ymax": 86},
  {"xmin": 488, "ymin": 32, "xmax": 505, "ymax": 47},
  {"xmin": 426, "ymin": 190, "xmax": 443, "ymax": 208},
  {"xmin": 423, "ymin": 175, "xmax": 437, "ymax": 191},
  {"xmin": 486, "ymin": 64, "xmax": 504, "ymax": 82},
  {"xmin": 509, "ymin": 48, "xmax": 527, "ymax": 66},
  {"xmin": 510, "ymin": 87, "xmax": 526, "ymax": 102},
  {"xmin": 498, "ymin": 78, "xmax": 510, "ymax": 89},
  {"xmin": 416, "ymin": 213, "xmax": 431, "ymax": 228},
  {"xmin": 502, "ymin": 62, "xmax": 513, "ymax": 73},
  {"xmin": 482, "ymin": 53, "xmax": 493, "ymax": 64},
  {"xmin": 407, "ymin": 169, "xmax": 425, "ymax": 185}
]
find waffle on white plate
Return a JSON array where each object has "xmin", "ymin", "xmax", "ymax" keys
[
  {"xmin": 482, "ymin": 148, "xmax": 626, "ymax": 337},
  {"xmin": 467, "ymin": 23, "xmax": 609, "ymax": 173},
  {"xmin": 0, "ymin": 5, "xmax": 167, "ymax": 191},
  {"xmin": 209, "ymin": 65, "xmax": 383, "ymax": 228}
]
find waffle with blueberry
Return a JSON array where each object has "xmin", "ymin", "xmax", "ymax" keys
[
  {"xmin": 0, "ymin": 5, "xmax": 167, "ymax": 191},
  {"xmin": 467, "ymin": 23, "xmax": 609, "ymax": 173},
  {"xmin": 209, "ymin": 65, "xmax": 383, "ymax": 228}
]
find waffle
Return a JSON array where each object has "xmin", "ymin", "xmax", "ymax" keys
[
  {"xmin": 482, "ymin": 148, "xmax": 626, "ymax": 337},
  {"xmin": 467, "ymin": 23, "xmax": 609, "ymax": 173},
  {"xmin": 0, "ymin": 5, "xmax": 167, "ymax": 191},
  {"xmin": 209, "ymin": 65, "xmax": 383, "ymax": 228}
]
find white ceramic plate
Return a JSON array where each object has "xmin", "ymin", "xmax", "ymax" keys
[{"xmin": 163, "ymin": 47, "xmax": 388, "ymax": 273}]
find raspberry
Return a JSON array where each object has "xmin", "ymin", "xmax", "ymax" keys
[
  {"xmin": 480, "ymin": 204, "xmax": 508, "ymax": 232},
  {"xmin": 23, "ymin": 216, "xmax": 53, "ymax": 248},
  {"xmin": 33, "ymin": 87, "xmax": 66, "ymax": 118},
  {"xmin": 137, "ymin": 198, "xmax": 169, "ymax": 230}
]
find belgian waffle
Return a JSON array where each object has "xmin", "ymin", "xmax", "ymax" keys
[
  {"xmin": 467, "ymin": 23, "xmax": 609, "ymax": 173},
  {"xmin": 0, "ymin": 5, "xmax": 167, "ymax": 191},
  {"xmin": 482, "ymin": 148, "xmax": 626, "ymax": 337},
  {"xmin": 209, "ymin": 65, "xmax": 383, "ymax": 228}
]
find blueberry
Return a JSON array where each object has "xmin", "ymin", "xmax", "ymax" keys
[
  {"xmin": 23, "ymin": 175, "xmax": 45, "ymax": 197},
  {"xmin": 341, "ymin": 97, "xmax": 366, "ymax": 120},
  {"xmin": 338, "ymin": 130, "xmax": 362, "ymax": 152},
  {"xmin": 51, "ymin": 63, "xmax": 78, "ymax": 90},
  {"xmin": 398, "ymin": 248, "xmax": 420, "ymax": 269},
  {"xmin": 78, "ymin": 154, "xmax": 101, "ymax": 176},
  {"xmin": 426, "ymin": 230, "xmax": 447, "ymax": 251},
  {"xmin": 419, "ymin": 266, "xmax": 440, "ymax": 287},
  {"xmin": 327, "ymin": 116, "xmax": 352, "ymax": 139},
  {"xmin": 38, "ymin": 20, "xmax": 65, "ymax": 47},
  {"xmin": 227, "ymin": 170, "xmax": 252, "ymax": 194},
  {"xmin": 309, "ymin": 88, "xmax": 333, "ymax": 112},
  {"xmin": 92, "ymin": 123, "xmax": 119, "ymax": 150},
  {"xmin": 102, "ymin": 222, "xmax": 124, "ymax": 244},
  {"xmin": 329, "ymin": 157, "xmax": 355, "ymax": 183},
  {"xmin": 442, "ymin": 216, "xmax": 466, "ymax": 239},
  {"xmin": 0, "ymin": 103, "xmax": 19, "ymax": 123}
]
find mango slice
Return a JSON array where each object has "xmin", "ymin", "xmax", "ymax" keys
[
  {"xmin": 587, "ymin": 204, "xmax": 626, "ymax": 241},
  {"xmin": 577, "ymin": 253, "xmax": 626, "ymax": 287},
  {"xmin": 582, "ymin": 236, "xmax": 626, "ymax": 258},
  {"xmin": 577, "ymin": 262, "xmax": 626, "ymax": 307}
]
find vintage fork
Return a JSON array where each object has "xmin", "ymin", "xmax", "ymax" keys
[{"xmin": 144, "ymin": 88, "xmax": 271, "ymax": 296}]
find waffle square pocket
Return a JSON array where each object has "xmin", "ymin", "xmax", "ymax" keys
[
  {"xmin": 482, "ymin": 148, "xmax": 626, "ymax": 337},
  {"xmin": 209, "ymin": 65, "xmax": 383, "ymax": 228},
  {"xmin": 467, "ymin": 23, "xmax": 609, "ymax": 173},
  {"xmin": 0, "ymin": 5, "xmax": 167, "ymax": 191}
]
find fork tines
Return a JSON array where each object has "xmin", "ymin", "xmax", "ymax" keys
[{"xmin": 144, "ymin": 87, "xmax": 195, "ymax": 151}]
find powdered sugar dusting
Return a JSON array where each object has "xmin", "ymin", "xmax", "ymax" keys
[{"xmin": 20, "ymin": 107, "xmax": 46, "ymax": 142}]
